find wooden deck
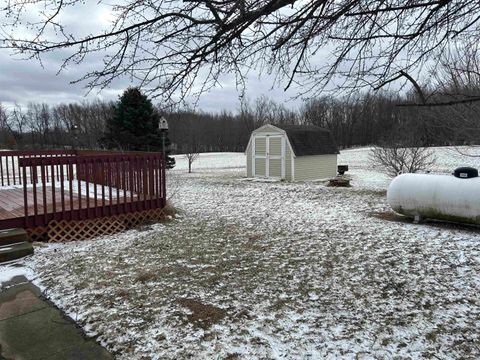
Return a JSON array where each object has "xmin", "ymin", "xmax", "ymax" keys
[
  {"xmin": 0, "ymin": 187, "xmax": 86, "ymax": 220},
  {"xmin": 0, "ymin": 151, "xmax": 166, "ymax": 232},
  {"xmin": 0, "ymin": 184, "xmax": 152, "ymax": 228}
]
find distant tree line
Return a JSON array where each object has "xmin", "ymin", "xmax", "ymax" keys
[{"xmin": 0, "ymin": 88, "xmax": 479, "ymax": 153}]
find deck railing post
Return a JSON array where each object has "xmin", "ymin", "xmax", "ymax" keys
[
  {"xmin": 77, "ymin": 159, "xmax": 82, "ymax": 217},
  {"xmin": 0, "ymin": 157, "xmax": 4, "ymax": 187},
  {"xmin": 122, "ymin": 157, "xmax": 127, "ymax": 213},
  {"xmin": 108, "ymin": 158, "xmax": 113, "ymax": 215},
  {"xmin": 22, "ymin": 164, "xmax": 28, "ymax": 228},
  {"xmin": 85, "ymin": 158, "xmax": 91, "ymax": 218},
  {"xmin": 115, "ymin": 158, "xmax": 120, "ymax": 210},
  {"xmin": 51, "ymin": 163, "xmax": 56, "ymax": 218},
  {"xmin": 60, "ymin": 163, "xmax": 65, "ymax": 217},
  {"xmin": 101, "ymin": 160, "xmax": 106, "ymax": 217},
  {"xmin": 41, "ymin": 161, "xmax": 47, "ymax": 225},
  {"xmin": 12, "ymin": 156, "xmax": 16, "ymax": 185},
  {"xmin": 142, "ymin": 157, "xmax": 148, "ymax": 209},
  {"xmin": 93, "ymin": 160, "xmax": 98, "ymax": 218},
  {"xmin": 68, "ymin": 160, "xmax": 74, "ymax": 221},
  {"xmin": 161, "ymin": 153, "xmax": 166, "ymax": 207},
  {"xmin": 6, "ymin": 156, "xmax": 10, "ymax": 186},
  {"xmin": 32, "ymin": 165, "xmax": 38, "ymax": 226}
]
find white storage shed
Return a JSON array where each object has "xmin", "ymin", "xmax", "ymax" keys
[{"xmin": 245, "ymin": 124, "xmax": 339, "ymax": 181}]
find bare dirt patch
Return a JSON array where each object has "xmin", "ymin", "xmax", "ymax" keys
[
  {"xmin": 327, "ymin": 178, "xmax": 351, "ymax": 187},
  {"xmin": 177, "ymin": 298, "xmax": 226, "ymax": 329},
  {"xmin": 135, "ymin": 271, "xmax": 157, "ymax": 283}
]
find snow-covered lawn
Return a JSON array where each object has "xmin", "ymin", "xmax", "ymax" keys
[
  {"xmin": 2, "ymin": 147, "xmax": 480, "ymax": 359},
  {"xmin": 173, "ymin": 152, "xmax": 245, "ymax": 172}
]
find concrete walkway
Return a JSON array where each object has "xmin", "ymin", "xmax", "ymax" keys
[{"xmin": 0, "ymin": 275, "xmax": 113, "ymax": 360}]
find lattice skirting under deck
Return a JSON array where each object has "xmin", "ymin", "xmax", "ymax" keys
[{"xmin": 27, "ymin": 207, "xmax": 168, "ymax": 242}]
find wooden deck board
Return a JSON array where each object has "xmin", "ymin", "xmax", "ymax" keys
[
  {"xmin": 0, "ymin": 187, "xmax": 147, "ymax": 221},
  {"xmin": 0, "ymin": 187, "xmax": 124, "ymax": 221}
]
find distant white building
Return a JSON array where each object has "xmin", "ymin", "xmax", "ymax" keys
[{"xmin": 245, "ymin": 124, "xmax": 339, "ymax": 181}]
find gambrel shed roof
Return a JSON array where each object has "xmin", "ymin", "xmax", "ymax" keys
[{"xmin": 275, "ymin": 124, "xmax": 339, "ymax": 156}]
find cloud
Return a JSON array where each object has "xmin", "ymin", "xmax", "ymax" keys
[
  {"xmin": 0, "ymin": 49, "xmax": 126, "ymax": 108},
  {"xmin": 0, "ymin": 2, "xmax": 303, "ymax": 113},
  {"xmin": 0, "ymin": 48, "xmax": 302, "ymax": 113},
  {"xmin": 190, "ymin": 72, "xmax": 302, "ymax": 113}
]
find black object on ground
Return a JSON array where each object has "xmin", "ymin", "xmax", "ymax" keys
[
  {"xmin": 0, "ymin": 229, "xmax": 33, "ymax": 264},
  {"xmin": 453, "ymin": 167, "xmax": 478, "ymax": 179},
  {"xmin": 338, "ymin": 165, "xmax": 349, "ymax": 175}
]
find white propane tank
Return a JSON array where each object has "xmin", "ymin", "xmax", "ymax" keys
[{"xmin": 387, "ymin": 173, "xmax": 480, "ymax": 225}]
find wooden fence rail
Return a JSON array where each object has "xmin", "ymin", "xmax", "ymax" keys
[
  {"xmin": 0, "ymin": 150, "xmax": 77, "ymax": 186},
  {"xmin": 18, "ymin": 153, "xmax": 166, "ymax": 228}
]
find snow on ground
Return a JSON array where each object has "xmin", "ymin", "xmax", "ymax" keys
[
  {"xmin": 338, "ymin": 145, "xmax": 480, "ymax": 191},
  {"xmin": 3, "ymin": 147, "xmax": 480, "ymax": 359},
  {"xmin": 3, "ymin": 181, "xmax": 130, "ymax": 200},
  {"xmin": 339, "ymin": 145, "xmax": 480, "ymax": 173},
  {"xmin": 0, "ymin": 262, "xmax": 35, "ymax": 284},
  {"xmin": 173, "ymin": 152, "xmax": 245, "ymax": 172}
]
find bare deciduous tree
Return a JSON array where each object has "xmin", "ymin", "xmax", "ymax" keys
[
  {"xmin": 8, "ymin": 104, "xmax": 28, "ymax": 147},
  {"xmin": 185, "ymin": 152, "xmax": 200, "ymax": 173},
  {"xmin": 371, "ymin": 145, "xmax": 436, "ymax": 177},
  {"xmin": 371, "ymin": 121, "xmax": 437, "ymax": 177},
  {"xmin": 2, "ymin": 1, "xmax": 480, "ymax": 104},
  {"xmin": 0, "ymin": 104, "xmax": 11, "ymax": 146},
  {"xmin": 391, "ymin": 43, "xmax": 480, "ymax": 148}
]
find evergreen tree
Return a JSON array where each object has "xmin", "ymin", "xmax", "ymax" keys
[{"xmin": 103, "ymin": 87, "xmax": 175, "ymax": 168}]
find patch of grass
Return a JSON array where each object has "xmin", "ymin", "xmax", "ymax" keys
[
  {"xmin": 370, "ymin": 211, "xmax": 412, "ymax": 223},
  {"xmin": 327, "ymin": 178, "xmax": 351, "ymax": 187},
  {"xmin": 162, "ymin": 201, "xmax": 177, "ymax": 217},
  {"xmin": 356, "ymin": 189, "xmax": 387, "ymax": 197},
  {"xmin": 425, "ymin": 331, "xmax": 438, "ymax": 342},
  {"xmin": 371, "ymin": 211, "xmax": 480, "ymax": 233},
  {"xmin": 269, "ymin": 298, "xmax": 290, "ymax": 311},
  {"xmin": 133, "ymin": 224, "xmax": 153, "ymax": 232},
  {"xmin": 116, "ymin": 289, "xmax": 130, "ymax": 298},
  {"xmin": 135, "ymin": 271, "xmax": 157, "ymax": 283},
  {"xmin": 224, "ymin": 353, "xmax": 242, "ymax": 360}
]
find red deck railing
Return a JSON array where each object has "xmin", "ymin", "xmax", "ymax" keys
[
  {"xmin": 0, "ymin": 150, "xmax": 166, "ymax": 230},
  {"xmin": 0, "ymin": 150, "xmax": 77, "ymax": 186}
]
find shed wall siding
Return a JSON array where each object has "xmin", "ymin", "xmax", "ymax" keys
[
  {"xmin": 255, "ymin": 158, "xmax": 266, "ymax": 176},
  {"xmin": 246, "ymin": 141, "xmax": 252, "ymax": 177},
  {"xmin": 294, "ymin": 154, "xmax": 337, "ymax": 181},
  {"xmin": 285, "ymin": 144, "xmax": 292, "ymax": 181},
  {"xmin": 269, "ymin": 159, "xmax": 282, "ymax": 178},
  {"xmin": 269, "ymin": 137, "xmax": 282, "ymax": 156},
  {"xmin": 255, "ymin": 137, "xmax": 266, "ymax": 155}
]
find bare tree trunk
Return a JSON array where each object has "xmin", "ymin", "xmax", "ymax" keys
[{"xmin": 185, "ymin": 152, "xmax": 199, "ymax": 173}]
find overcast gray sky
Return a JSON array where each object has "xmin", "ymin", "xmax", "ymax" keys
[
  {"xmin": 0, "ymin": 49, "xmax": 303, "ymax": 112},
  {"xmin": 0, "ymin": 1, "xmax": 309, "ymax": 113}
]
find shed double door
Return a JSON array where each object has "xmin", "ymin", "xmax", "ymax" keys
[{"xmin": 254, "ymin": 135, "xmax": 285, "ymax": 178}]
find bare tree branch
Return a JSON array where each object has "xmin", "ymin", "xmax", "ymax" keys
[{"xmin": 2, "ymin": 0, "xmax": 480, "ymax": 104}]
